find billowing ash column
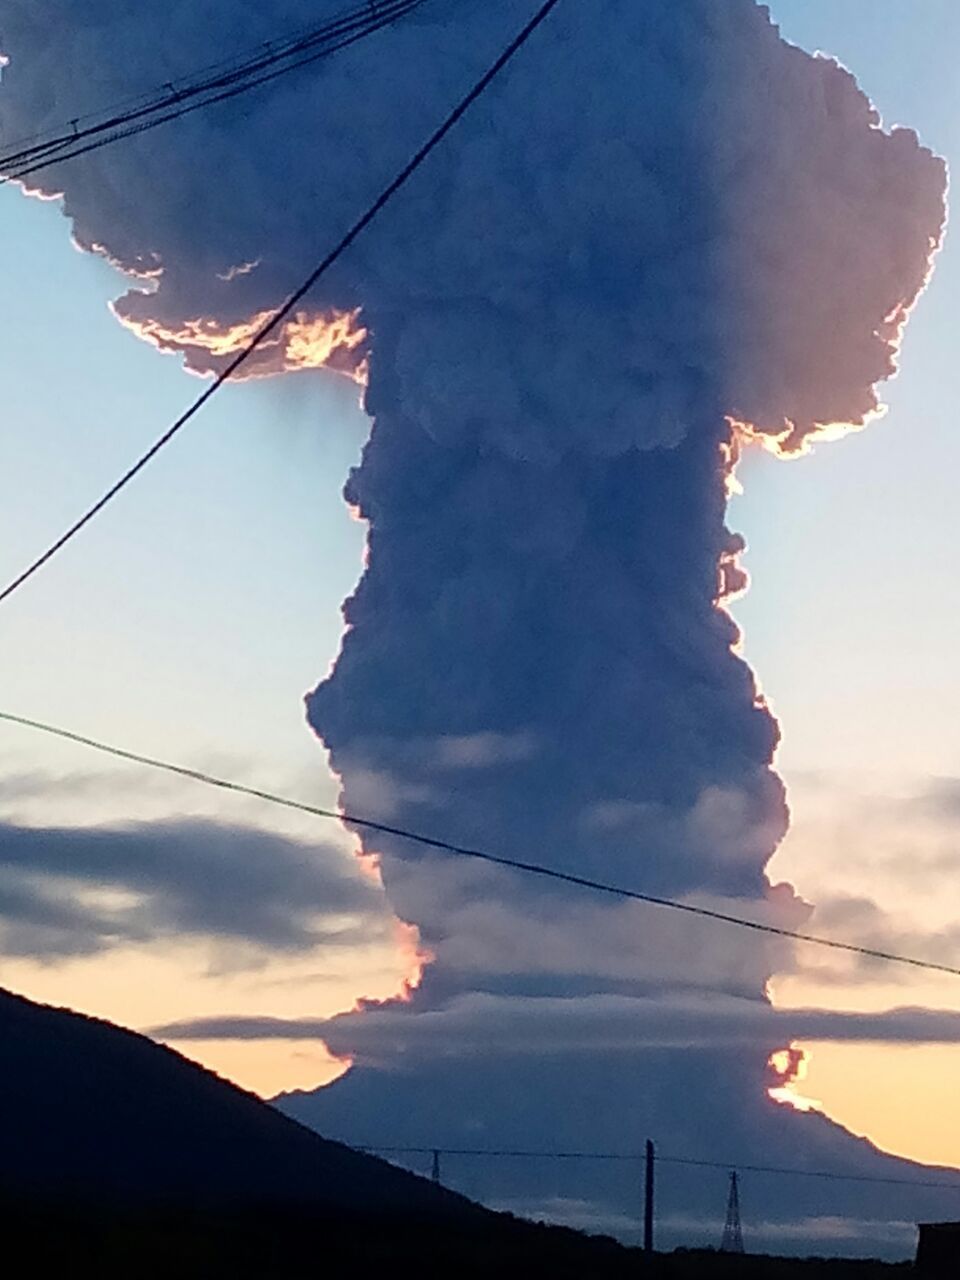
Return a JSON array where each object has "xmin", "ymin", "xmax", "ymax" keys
[
  {"xmin": 1, "ymin": 0, "xmax": 947, "ymax": 1251},
  {"xmin": 300, "ymin": 0, "xmax": 944, "ymax": 1136}
]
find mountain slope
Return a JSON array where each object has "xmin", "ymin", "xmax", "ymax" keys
[
  {"xmin": 0, "ymin": 988, "xmax": 928, "ymax": 1275},
  {"xmin": 0, "ymin": 985, "xmax": 466, "ymax": 1213},
  {"xmin": 276, "ymin": 1050, "xmax": 960, "ymax": 1259}
]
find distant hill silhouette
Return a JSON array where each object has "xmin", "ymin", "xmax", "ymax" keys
[
  {"xmin": 0, "ymin": 985, "xmax": 467, "ymax": 1214},
  {"xmin": 0, "ymin": 987, "xmax": 640, "ymax": 1274},
  {"xmin": 0, "ymin": 988, "xmax": 921, "ymax": 1277}
]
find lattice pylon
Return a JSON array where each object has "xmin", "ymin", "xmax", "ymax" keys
[{"xmin": 720, "ymin": 1170, "xmax": 745, "ymax": 1254}]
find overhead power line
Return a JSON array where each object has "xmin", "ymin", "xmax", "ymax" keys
[
  {"xmin": 658, "ymin": 1154, "xmax": 960, "ymax": 1191},
  {"xmin": 0, "ymin": 0, "xmax": 425, "ymax": 185},
  {"xmin": 0, "ymin": 4, "xmax": 387, "ymax": 161},
  {"xmin": 360, "ymin": 1144, "xmax": 960, "ymax": 1191},
  {"xmin": 0, "ymin": 4, "xmax": 383, "ymax": 160},
  {"xmin": 2, "ymin": 707, "xmax": 959, "ymax": 980},
  {"xmin": 0, "ymin": 0, "xmax": 564, "ymax": 607}
]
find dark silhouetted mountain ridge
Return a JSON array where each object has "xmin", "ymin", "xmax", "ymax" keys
[
  {"xmin": 0, "ymin": 988, "xmax": 926, "ymax": 1276},
  {"xmin": 0, "ymin": 985, "xmax": 468, "ymax": 1213}
]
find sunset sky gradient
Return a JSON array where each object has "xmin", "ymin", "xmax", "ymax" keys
[{"xmin": 1, "ymin": 0, "xmax": 959, "ymax": 1201}]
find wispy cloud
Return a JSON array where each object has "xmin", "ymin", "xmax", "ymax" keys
[{"xmin": 0, "ymin": 817, "xmax": 391, "ymax": 965}]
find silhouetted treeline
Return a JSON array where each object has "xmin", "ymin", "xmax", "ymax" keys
[
  {"xmin": 1, "ymin": 1202, "xmax": 913, "ymax": 1279},
  {"xmin": 0, "ymin": 989, "xmax": 921, "ymax": 1275}
]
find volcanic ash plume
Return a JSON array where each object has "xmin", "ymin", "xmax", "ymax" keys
[
  {"xmin": 303, "ymin": 0, "xmax": 945, "ymax": 1068},
  {"xmin": 0, "ymin": 0, "xmax": 947, "ymax": 1252}
]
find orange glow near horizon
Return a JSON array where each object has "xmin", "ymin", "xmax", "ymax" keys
[
  {"xmin": 164, "ymin": 1036, "xmax": 350, "ymax": 1098},
  {"xmin": 781, "ymin": 1042, "xmax": 960, "ymax": 1169},
  {"xmin": 767, "ymin": 1044, "xmax": 822, "ymax": 1113}
]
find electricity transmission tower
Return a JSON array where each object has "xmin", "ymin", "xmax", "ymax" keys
[{"xmin": 720, "ymin": 1171, "xmax": 745, "ymax": 1254}]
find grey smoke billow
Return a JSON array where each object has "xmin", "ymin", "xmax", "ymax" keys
[{"xmin": 0, "ymin": 0, "xmax": 948, "ymax": 1255}]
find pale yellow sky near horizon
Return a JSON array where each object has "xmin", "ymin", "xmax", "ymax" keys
[
  {"xmin": 2, "ymin": 0, "xmax": 960, "ymax": 1178},
  {"xmin": 4, "ymin": 201, "xmax": 960, "ymax": 1154}
]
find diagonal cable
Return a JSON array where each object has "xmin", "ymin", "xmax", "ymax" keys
[
  {"xmin": 0, "ymin": 0, "xmax": 564, "ymax": 607},
  {"xmin": 3, "ymin": 707, "xmax": 960, "ymax": 979},
  {"xmin": 358, "ymin": 1145, "xmax": 960, "ymax": 1190},
  {"xmin": 1, "ymin": 0, "xmax": 422, "ymax": 184}
]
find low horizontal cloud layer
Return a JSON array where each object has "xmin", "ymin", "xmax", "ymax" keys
[
  {"xmin": 0, "ymin": 818, "xmax": 391, "ymax": 963},
  {"xmin": 0, "ymin": 0, "xmax": 950, "ymax": 1253},
  {"xmin": 152, "ymin": 993, "xmax": 960, "ymax": 1055}
]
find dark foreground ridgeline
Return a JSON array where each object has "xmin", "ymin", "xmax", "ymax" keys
[
  {"xmin": 0, "ymin": 1207, "xmax": 918, "ymax": 1279},
  {"xmin": 0, "ymin": 987, "xmax": 921, "ymax": 1276},
  {"xmin": 0, "ymin": 985, "xmax": 467, "ymax": 1213}
]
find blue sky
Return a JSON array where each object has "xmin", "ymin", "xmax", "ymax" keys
[
  {"xmin": 0, "ymin": 182, "xmax": 392, "ymax": 1092},
  {"xmin": 1, "ymin": 184, "xmax": 367, "ymax": 771},
  {"xmin": 729, "ymin": 0, "xmax": 960, "ymax": 1163},
  {"xmin": 732, "ymin": 0, "xmax": 960, "ymax": 780},
  {"xmin": 2, "ymin": 0, "xmax": 960, "ymax": 1161},
  {"xmin": 5, "ymin": 0, "xmax": 957, "ymax": 782}
]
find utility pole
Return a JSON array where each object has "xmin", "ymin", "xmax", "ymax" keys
[
  {"xmin": 644, "ymin": 1139, "xmax": 655, "ymax": 1254},
  {"xmin": 720, "ymin": 1170, "xmax": 745, "ymax": 1254},
  {"xmin": 431, "ymin": 1149, "xmax": 442, "ymax": 1186}
]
